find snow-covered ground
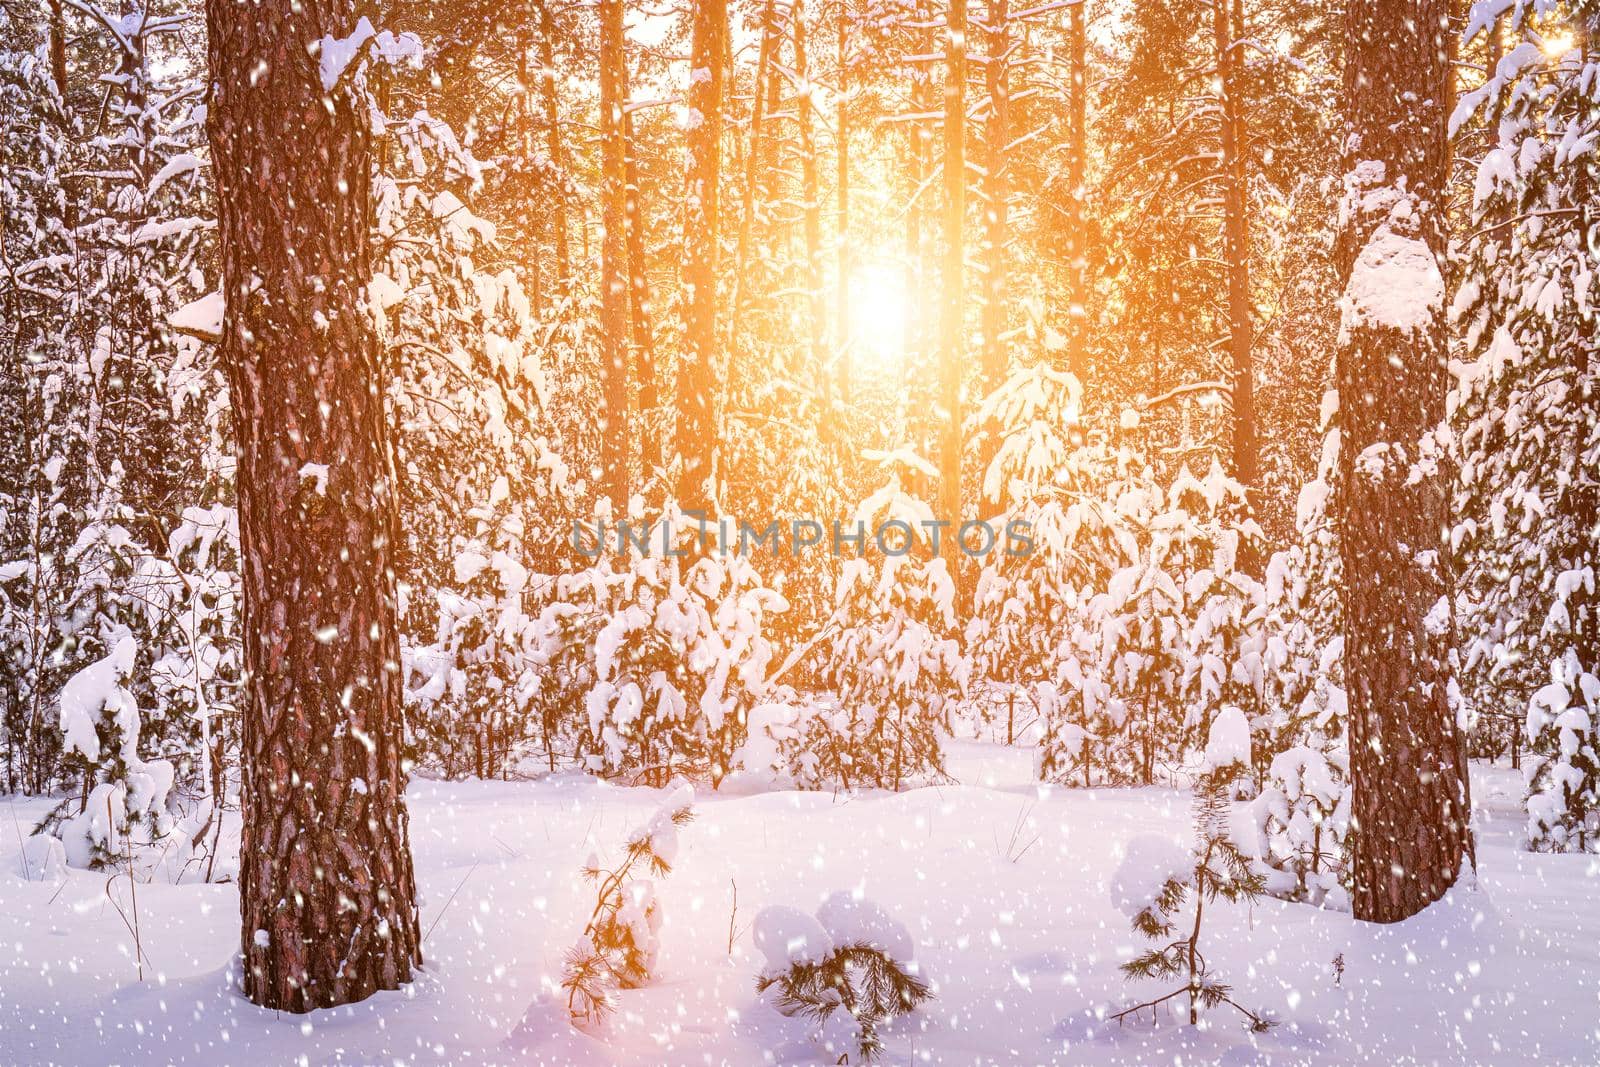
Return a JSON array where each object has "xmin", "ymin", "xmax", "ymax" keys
[{"xmin": 2, "ymin": 746, "xmax": 1596, "ymax": 1066}]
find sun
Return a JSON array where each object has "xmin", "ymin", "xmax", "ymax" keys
[{"xmin": 844, "ymin": 260, "xmax": 914, "ymax": 373}]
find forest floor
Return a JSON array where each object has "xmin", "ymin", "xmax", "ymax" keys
[{"xmin": 1, "ymin": 743, "xmax": 1596, "ymax": 1066}]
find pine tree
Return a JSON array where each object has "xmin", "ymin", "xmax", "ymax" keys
[
  {"xmin": 206, "ymin": 2, "xmax": 421, "ymax": 1009},
  {"xmin": 1335, "ymin": 0, "xmax": 1472, "ymax": 922}
]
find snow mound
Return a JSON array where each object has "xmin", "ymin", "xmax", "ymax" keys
[
  {"xmin": 1110, "ymin": 835, "xmax": 1191, "ymax": 918},
  {"xmin": 18, "ymin": 834, "xmax": 65, "ymax": 882},
  {"xmin": 59, "ymin": 636, "xmax": 139, "ymax": 762},
  {"xmin": 1341, "ymin": 230, "xmax": 1443, "ymax": 336},
  {"xmin": 753, "ymin": 905, "xmax": 834, "ymax": 970},
  {"xmin": 1202, "ymin": 705, "xmax": 1252, "ymax": 771},
  {"xmin": 816, "ymin": 891, "xmax": 914, "ymax": 960},
  {"xmin": 167, "ymin": 291, "xmax": 223, "ymax": 341}
]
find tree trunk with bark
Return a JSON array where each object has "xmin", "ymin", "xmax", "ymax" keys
[
  {"xmin": 1216, "ymin": 0, "xmax": 1256, "ymax": 495},
  {"xmin": 535, "ymin": 0, "xmax": 571, "ymax": 291},
  {"xmin": 836, "ymin": 6, "xmax": 852, "ymax": 407},
  {"xmin": 938, "ymin": 0, "xmax": 967, "ymax": 541},
  {"xmin": 624, "ymin": 106, "xmax": 659, "ymax": 476},
  {"xmin": 732, "ymin": 0, "xmax": 778, "ymax": 323},
  {"xmin": 206, "ymin": 0, "xmax": 421, "ymax": 1009},
  {"xmin": 1065, "ymin": 0, "xmax": 1087, "ymax": 378},
  {"xmin": 1336, "ymin": 0, "xmax": 1472, "ymax": 924},
  {"xmin": 796, "ymin": 2, "xmax": 826, "ymax": 384},
  {"xmin": 980, "ymin": 0, "xmax": 1009, "ymax": 501},
  {"xmin": 599, "ymin": 0, "xmax": 629, "ymax": 506},
  {"xmin": 676, "ymin": 0, "xmax": 728, "ymax": 515}
]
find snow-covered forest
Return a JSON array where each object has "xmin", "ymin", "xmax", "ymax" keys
[{"xmin": 0, "ymin": 0, "xmax": 1596, "ymax": 1062}]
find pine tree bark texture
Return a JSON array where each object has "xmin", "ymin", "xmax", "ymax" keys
[
  {"xmin": 206, "ymin": 0, "xmax": 421, "ymax": 1009},
  {"xmin": 676, "ymin": 0, "xmax": 727, "ymax": 515},
  {"xmin": 599, "ymin": 0, "xmax": 629, "ymax": 506},
  {"xmin": 1336, "ymin": 0, "xmax": 1472, "ymax": 923}
]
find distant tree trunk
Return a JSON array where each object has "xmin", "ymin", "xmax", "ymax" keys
[
  {"xmin": 48, "ymin": 0, "xmax": 68, "ymax": 97},
  {"xmin": 732, "ymin": 0, "xmax": 778, "ymax": 322},
  {"xmin": 938, "ymin": 0, "xmax": 967, "ymax": 540},
  {"xmin": 904, "ymin": 0, "xmax": 934, "ymax": 498},
  {"xmin": 517, "ymin": 29, "xmax": 543, "ymax": 319},
  {"xmin": 625, "ymin": 106, "xmax": 659, "ymax": 477},
  {"xmin": 1216, "ymin": 0, "xmax": 1256, "ymax": 496},
  {"xmin": 676, "ymin": 0, "xmax": 728, "ymax": 515},
  {"xmin": 980, "ymin": 0, "xmax": 1009, "ymax": 501},
  {"xmin": 535, "ymin": 0, "xmax": 571, "ymax": 291},
  {"xmin": 1064, "ymin": 0, "xmax": 1087, "ymax": 377},
  {"xmin": 796, "ymin": 2, "xmax": 826, "ymax": 383},
  {"xmin": 599, "ymin": 0, "xmax": 629, "ymax": 506},
  {"xmin": 836, "ymin": 6, "xmax": 852, "ymax": 407},
  {"xmin": 206, "ymin": 0, "xmax": 421, "ymax": 1009},
  {"xmin": 1336, "ymin": 0, "xmax": 1472, "ymax": 924}
]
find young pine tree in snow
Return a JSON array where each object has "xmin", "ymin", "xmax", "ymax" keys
[
  {"xmin": 1244, "ymin": 431, "xmax": 1352, "ymax": 905},
  {"xmin": 753, "ymin": 892, "xmax": 932, "ymax": 1062},
  {"xmin": 810, "ymin": 461, "xmax": 968, "ymax": 790},
  {"xmin": 563, "ymin": 787, "xmax": 694, "ymax": 1026},
  {"xmin": 1451, "ymin": 1, "xmax": 1599, "ymax": 853},
  {"xmin": 501, "ymin": 518, "xmax": 789, "ymax": 785},
  {"xmin": 49, "ymin": 636, "xmax": 177, "ymax": 868},
  {"xmin": 1112, "ymin": 708, "xmax": 1271, "ymax": 1031},
  {"xmin": 1244, "ymin": 551, "xmax": 1350, "ymax": 904}
]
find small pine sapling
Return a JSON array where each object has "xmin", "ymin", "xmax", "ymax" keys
[
  {"xmin": 562, "ymin": 787, "xmax": 694, "ymax": 1026},
  {"xmin": 1111, "ymin": 708, "xmax": 1272, "ymax": 1031},
  {"xmin": 753, "ymin": 894, "xmax": 933, "ymax": 1061}
]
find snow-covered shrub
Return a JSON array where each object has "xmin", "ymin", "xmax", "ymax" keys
[
  {"xmin": 1029, "ymin": 459, "xmax": 1264, "ymax": 787},
  {"xmin": 754, "ymin": 892, "xmax": 932, "ymax": 1062},
  {"xmin": 813, "ymin": 552, "xmax": 967, "ymax": 790},
  {"xmin": 47, "ymin": 637, "xmax": 176, "ymax": 868},
  {"xmin": 1240, "ymin": 548, "xmax": 1350, "ymax": 904},
  {"xmin": 535, "ymin": 530, "xmax": 788, "ymax": 784},
  {"xmin": 726, "ymin": 694, "xmax": 831, "ymax": 790},
  {"xmin": 563, "ymin": 787, "xmax": 694, "ymax": 1025},
  {"xmin": 1525, "ymin": 653, "xmax": 1600, "ymax": 852},
  {"xmin": 967, "ymin": 365, "xmax": 1137, "ymax": 775},
  {"xmin": 1112, "ymin": 710, "xmax": 1271, "ymax": 1031}
]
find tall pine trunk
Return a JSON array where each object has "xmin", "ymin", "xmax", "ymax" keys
[
  {"xmin": 599, "ymin": 0, "xmax": 629, "ymax": 506},
  {"xmin": 1064, "ymin": 0, "xmax": 1087, "ymax": 378},
  {"xmin": 677, "ymin": 0, "xmax": 728, "ymax": 515},
  {"xmin": 1216, "ymin": 0, "xmax": 1255, "ymax": 493},
  {"xmin": 1337, "ymin": 0, "xmax": 1472, "ymax": 924},
  {"xmin": 206, "ymin": 0, "xmax": 421, "ymax": 1009},
  {"xmin": 979, "ymin": 0, "xmax": 1009, "ymax": 503},
  {"xmin": 796, "ymin": 3, "xmax": 826, "ymax": 385},
  {"xmin": 732, "ymin": 0, "xmax": 778, "ymax": 325},
  {"xmin": 625, "ymin": 106, "xmax": 659, "ymax": 477},
  {"xmin": 938, "ymin": 0, "xmax": 967, "ymax": 542},
  {"xmin": 535, "ymin": 0, "xmax": 571, "ymax": 291},
  {"xmin": 836, "ymin": 6, "xmax": 852, "ymax": 407}
]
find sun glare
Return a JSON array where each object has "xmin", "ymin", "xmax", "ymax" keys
[
  {"xmin": 846, "ymin": 261, "xmax": 914, "ymax": 372},
  {"xmin": 1542, "ymin": 32, "xmax": 1575, "ymax": 57}
]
